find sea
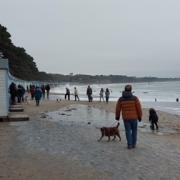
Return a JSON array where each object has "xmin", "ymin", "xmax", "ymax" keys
[{"xmin": 51, "ymin": 81, "xmax": 180, "ymax": 116}]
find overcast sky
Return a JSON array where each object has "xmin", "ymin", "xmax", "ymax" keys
[{"xmin": 1, "ymin": 0, "xmax": 180, "ymax": 77}]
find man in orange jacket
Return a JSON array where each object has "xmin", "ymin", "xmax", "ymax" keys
[{"xmin": 115, "ymin": 85, "xmax": 142, "ymax": 149}]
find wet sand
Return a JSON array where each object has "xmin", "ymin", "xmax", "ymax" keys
[{"xmin": 0, "ymin": 99, "xmax": 180, "ymax": 180}]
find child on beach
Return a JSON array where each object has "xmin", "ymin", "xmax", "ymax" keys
[{"xmin": 149, "ymin": 108, "xmax": 159, "ymax": 130}]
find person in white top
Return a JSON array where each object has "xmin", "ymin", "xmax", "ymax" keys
[
  {"xmin": 74, "ymin": 87, "xmax": 80, "ymax": 101},
  {"xmin": 99, "ymin": 88, "xmax": 104, "ymax": 102}
]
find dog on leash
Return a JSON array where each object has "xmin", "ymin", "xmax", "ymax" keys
[{"xmin": 98, "ymin": 122, "xmax": 121, "ymax": 142}]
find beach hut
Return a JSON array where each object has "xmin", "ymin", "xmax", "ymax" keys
[{"xmin": 0, "ymin": 57, "xmax": 9, "ymax": 118}]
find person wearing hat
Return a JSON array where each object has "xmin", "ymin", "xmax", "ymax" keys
[{"xmin": 115, "ymin": 84, "xmax": 142, "ymax": 149}]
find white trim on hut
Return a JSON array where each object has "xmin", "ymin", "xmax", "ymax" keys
[{"xmin": 0, "ymin": 58, "xmax": 9, "ymax": 117}]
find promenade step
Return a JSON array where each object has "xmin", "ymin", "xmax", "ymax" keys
[
  {"xmin": 9, "ymin": 104, "xmax": 24, "ymax": 112},
  {"xmin": 10, "ymin": 104, "xmax": 23, "ymax": 108},
  {"xmin": 8, "ymin": 113, "xmax": 29, "ymax": 122}
]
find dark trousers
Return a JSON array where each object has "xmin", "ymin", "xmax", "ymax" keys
[
  {"xmin": 105, "ymin": 97, "xmax": 109, "ymax": 103},
  {"xmin": 150, "ymin": 121, "xmax": 159, "ymax": 130},
  {"xmin": 36, "ymin": 100, "xmax": 40, "ymax": 106},
  {"xmin": 65, "ymin": 93, "xmax": 70, "ymax": 100},
  {"xmin": 10, "ymin": 94, "xmax": 16, "ymax": 105},
  {"xmin": 88, "ymin": 95, "xmax": 92, "ymax": 102},
  {"xmin": 47, "ymin": 91, "xmax": 49, "ymax": 99},
  {"xmin": 75, "ymin": 95, "xmax": 79, "ymax": 101}
]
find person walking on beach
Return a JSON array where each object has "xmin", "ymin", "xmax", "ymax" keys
[
  {"xmin": 30, "ymin": 85, "xmax": 35, "ymax": 100},
  {"xmin": 149, "ymin": 108, "xmax": 159, "ymax": 130},
  {"xmin": 99, "ymin": 88, "xmax": 104, "ymax": 102},
  {"xmin": 87, "ymin": 85, "xmax": 93, "ymax": 102},
  {"xmin": 105, "ymin": 88, "xmax": 110, "ymax": 103},
  {"xmin": 74, "ymin": 87, "xmax": 80, "ymax": 101},
  {"xmin": 35, "ymin": 86, "xmax": 42, "ymax": 106},
  {"xmin": 65, "ymin": 88, "xmax": 70, "ymax": 100},
  {"xmin": 41, "ymin": 84, "xmax": 46, "ymax": 99},
  {"xmin": 115, "ymin": 85, "xmax": 142, "ymax": 149},
  {"xmin": 17, "ymin": 85, "xmax": 25, "ymax": 103},
  {"xmin": 9, "ymin": 82, "xmax": 17, "ymax": 105},
  {"xmin": 45, "ymin": 84, "xmax": 50, "ymax": 99}
]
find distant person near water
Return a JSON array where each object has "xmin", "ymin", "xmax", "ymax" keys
[
  {"xmin": 65, "ymin": 88, "xmax": 70, "ymax": 100},
  {"xmin": 115, "ymin": 85, "xmax": 142, "ymax": 149},
  {"xmin": 35, "ymin": 87, "xmax": 42, "ymax": 106},
  {"xmin": 74, "ymin": 87, "xmax": 80, "ymax": 101},
  {"xmin": 41, "ymin": 85, "xmax": 46, "ymax": 99},
  {"xmin": 149, "ymin": 108, "xmax": 159, "ymax": 130},
  {"xmin": 99, "ymin": 88, "xmax": 104, "ymax": 102},
  {"xmin": 105, "ymin": 88, "xmax": 110, "ymax": 103},
  {"xmin": 86, "ymin": 85, "xmax": 93, "ymax": 102},
  {"xmin": 45, "ymin": 84, "xmax": 50, "ymax": 99}
]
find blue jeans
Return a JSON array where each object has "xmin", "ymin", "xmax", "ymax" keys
[{"xmin": 123, "ymin": 120, "xmax": 138, "ymax": 147}]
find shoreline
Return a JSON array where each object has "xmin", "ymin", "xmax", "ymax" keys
[{"xmin": 50, "ymin": 92, "xmax": 180, "ymax": 116}]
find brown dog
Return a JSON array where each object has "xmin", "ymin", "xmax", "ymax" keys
[{"xmin": 98, "ymin": 122, "xmax": 121, "ymax": 142}]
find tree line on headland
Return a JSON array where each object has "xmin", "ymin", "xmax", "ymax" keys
[{"xmin": 0, "ymin": 24, "xmax": 179, "ymax": 84}]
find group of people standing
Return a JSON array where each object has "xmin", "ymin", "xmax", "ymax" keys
[
  {"xmin": 28, "ymin": 84, "xmax": 51, "ymax": 106},
  {"xmin": 9, "ymin": 82, "xmax": 26, "ymax": 105},
  {"xmin": 64, "ymin": 85, "xmax": 110, "ymax": 103},
  {"xmin": 87, "ymin": 86, "xmax": 110, "ymax": 103},
  {"xmin": 9, "ymin": 82, "xmax": 51, "ymax": 106},
  {"xmin": 64, "ymin": 87, "xmax": 80, "ymax": 101},
  {"xmin": 99, "ymin": 88, "xmax": 110, "ymax": 103}
]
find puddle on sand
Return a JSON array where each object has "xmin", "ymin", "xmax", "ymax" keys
[
  {"xmin": 9, "ymin": 104, "xmax": 178, "ymax": 144},
  {"xmin": 138, "ymin": 122, "xmax": 177, "ymax": 135},
  {"xmin": 45, "ymin": 104, "xmax": 177, "ymax": 135},
  {"xmin": 46, "ymin": 104, "xmax": 122, "ymax": 128}
]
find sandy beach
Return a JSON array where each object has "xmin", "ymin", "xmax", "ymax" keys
[{"xmin": 0, "ymin": 99, "xmax": 180, "ymax": 180}]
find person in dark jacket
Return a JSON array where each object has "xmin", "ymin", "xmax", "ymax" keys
[
  {"xmin": 41, "ymin": 85, "xmax": 46, "ymax": 99},
  {"xmin": 105, "ymin": 88, "xmax": 110, "ymax": 103},
  {"xmin": 30, "ymin": 85, "xmax": 35, "ymax": 100},
  {"xmin": 17, "ymin": 85, "xmax": 25, "ymax": 103},
  {"xmin": 9, "ymin": 82, "xmax": 17, "ymax": 105},
  {"xmin": 65, "ymin": 88, "xmax": 70, "ymax": 100},
  {"xmin": 86, "ymin": 85, "xmax": 93, "ymax": 102},
  {"xmin": 45, "ymin": 84, "xmax": 50, "ymax": 99},
  {"xmin": 116, "ymin": 85, "xmax": 142, "ymax": 149},
  {"xmin": 35, "ymin": 87, "xmax": 42, "ymax": 106},
  {"xmin": 149, "ymin": 108, "xmax": 159, "ymax": 130}
]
